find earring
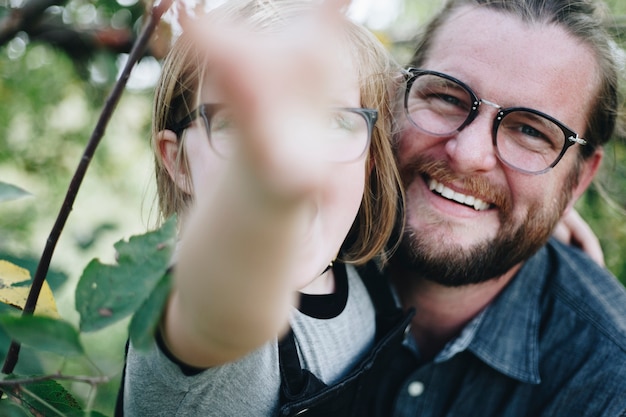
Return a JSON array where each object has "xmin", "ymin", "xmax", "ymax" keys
[{"xmin": 319, "ymin": 260, "xmax": 334, "ymax": 276}]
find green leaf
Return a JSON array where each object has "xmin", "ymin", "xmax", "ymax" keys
[
  {"xmin": 66, "ymin": 411, "xmax": 109, "ymax": 417},
  {"xmin": 0, "ymin": 182, "xmax": 31, "ymax": 203},
  {"xmin": 129, "ymin": 271, "xmax": 172, "ymax": 352},
  {"xmin": 0, "ymin": 399, "xmax": 31, "ymax": 417},
  {"xmin": 5, "ymin": 378, "xmax": 82, "ymax": 415},
  {"xmin": 0, "ymin": 315, "xmax": 84, "ymax": 356},
  {"xmin": 76, "ymin": 216, "xmax": 177, "ymax": 332},
  {"xmin": 0, "ymin": 303, "xmax": 20, "ymax": 315},
  {"xmin": 0, "ymin": 314, "xmax": 46, "ymax": 376}
]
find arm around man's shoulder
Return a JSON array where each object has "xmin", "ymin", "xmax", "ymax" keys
[{"xmin": 543, "ymin": 239, "xmax": 626, "ymax": 416}]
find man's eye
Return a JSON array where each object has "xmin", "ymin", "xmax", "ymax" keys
[
  {"xmin": 436, "ymin": 93, "xmax": 464, "ymax": 108},
  {"xmin": 519, "ymin": 124, "xmax": 545, "ymax": 139}
]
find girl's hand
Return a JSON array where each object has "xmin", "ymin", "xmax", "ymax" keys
[
  {"xmin": 165, "ymin": 1, "xmax": 357, "ymax": 368},
  {"xmin": 553, "ymin": 209, "xmax": 605, "ymax": 267},
  {"xmin": 183, "ymin": 2, "xmax": 350, "ymax": 199}
]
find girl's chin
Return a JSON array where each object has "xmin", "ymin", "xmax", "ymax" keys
[
  {"xmin": 294, "ymin": 267, "xmax": 322, "ymax": 289},
  {"xmin": 293, "ymin": 258, "xmax": 333, "ymax": 292}
]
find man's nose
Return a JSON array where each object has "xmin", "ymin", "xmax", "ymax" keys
[{"xmin": 444, "ymin": 105, "xmax": 499, "ymax": 174}]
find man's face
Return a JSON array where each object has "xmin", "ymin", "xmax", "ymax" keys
[{"xmin": 395, "ymin": 7, "xmax": 601, "ymax": 286}]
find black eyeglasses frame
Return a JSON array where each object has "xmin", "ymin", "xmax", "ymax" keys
[
  {"xmin": 404, "ymin": 68, "xmax": 587, "ymax": 175},
  {"xmin": 168, "ymin": 104, "xmax": 378, "ymax": 162}
]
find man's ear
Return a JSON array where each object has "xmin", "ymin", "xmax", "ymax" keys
[
  {"xmin": 567, "ymin": 148, "xmax": 603, "ymax": 211},
  {"xmin": 157, "ymin": 129, "xmax": 193, "ymax": 195}
]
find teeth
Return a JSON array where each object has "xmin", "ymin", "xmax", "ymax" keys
[
  {"xmin": 428, "ymin": 179, "xmax": 490, "ymax": 211},
  {"xmin": 441, "ymin": 187, "xmax": 455, "ymax": 199}
]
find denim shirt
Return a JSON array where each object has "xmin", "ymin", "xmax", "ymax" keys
[{"xmin": 391, "ymin": 239, "xmax": 626, "ymax": 417}]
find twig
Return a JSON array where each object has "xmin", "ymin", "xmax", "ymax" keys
[
  {"xmin": 2, "ymin": 373, "xmax": 110, "ymax": 416},
  {"xmin": 0, "ymin": 372, "xmax": 110, "ymax": 386},
  {"xmin": 8, "ymin": 384, "xmax": 66, "ymax": 417},
  {"xmin": 0, "ymin": 0, "xmax": 174, "ymax": 377},
  {"xmin": 0, "ymin": 0, "xmax": 65, "ymax": 47}
]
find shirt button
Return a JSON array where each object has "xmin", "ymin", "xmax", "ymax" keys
[{"xmin": 407, "ymin": 381, "xmax": 425, "ymax": 397}]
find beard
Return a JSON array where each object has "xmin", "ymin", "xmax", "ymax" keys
[{"xmin": 395, "ymin": 157, "xmax": 575, "ymax": 287}]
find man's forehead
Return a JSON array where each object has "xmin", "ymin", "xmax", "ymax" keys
[{"xmin": 422, "ymin": 5, "xmax": 600, "ymax": 134}]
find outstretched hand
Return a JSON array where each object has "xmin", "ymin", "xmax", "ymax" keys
[
  {"xmin": 182, "ymin": 0, "xmax": 352, "ymax": 199},
  {"xmin": 166, "ymin": 1, "xmax": 358, "ymax": 368}
]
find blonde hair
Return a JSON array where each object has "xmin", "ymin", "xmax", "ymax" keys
[{"xmin": 152, "ymin": 0, "xmax": 403, "ymax": 265}]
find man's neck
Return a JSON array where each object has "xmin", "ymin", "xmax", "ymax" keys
[{"xmin": 389, "ymin": 262, "xmax": 521, "ymax": 361}]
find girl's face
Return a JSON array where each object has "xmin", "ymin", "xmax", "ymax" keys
[{"xmin": 182, "ymin": 53, "xmax": 367, "ymax": 293}]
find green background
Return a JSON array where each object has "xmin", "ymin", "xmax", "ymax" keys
[{"xmin": 1, "ymin": 0, "xmax": 625, "ymax": 415}]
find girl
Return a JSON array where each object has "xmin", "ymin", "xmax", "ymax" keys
[{"xmin": 119, "ymin": 1, "xmax": 411, "ymax": 416}]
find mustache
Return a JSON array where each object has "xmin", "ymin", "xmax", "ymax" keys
[{"xmin": 400, "ymin": 156, "xmax": 512, "ymax": 213}]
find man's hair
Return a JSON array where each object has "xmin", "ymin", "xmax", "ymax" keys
[
  {"xmin": 151, "ymin": 0, "xmax": 403, "ymax": 265},
  {"xmin": 409, "ymin": 0, "xmax": 624, "ymax": 160}
]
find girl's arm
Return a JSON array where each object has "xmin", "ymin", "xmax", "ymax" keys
[{"xmin": 161, "ymin": 11, "xmax": 343, "ymax": 368}]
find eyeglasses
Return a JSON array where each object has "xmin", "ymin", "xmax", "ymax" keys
[
  {"xmin": 403, "ymin": 68, "xmax": 587, "ymax": 175},
  {"xmin": 169, "ymin": 104, "xmax": 378, "ymax": 163}
]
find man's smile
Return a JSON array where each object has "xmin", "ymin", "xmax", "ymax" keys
[{"xmin": 427, "ymin": 177, "xmax": 492, "ymax": 211}]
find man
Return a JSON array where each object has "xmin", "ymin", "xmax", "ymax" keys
[{"xmin": 378, "ymin": 0, "xmax": 626, "ymax": 415}]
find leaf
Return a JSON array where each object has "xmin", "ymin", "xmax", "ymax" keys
[
  {"xmin": 0, "ymin": 317, "xmax": 46, "ymax": 377},
  {"xmin": 66, "ymin": 411, "xmax": 109, "ymax": 417},
  {"xmin": 6, "ymin": 378, "xmax": 82, "ymax": 415},
  {"xmin": 0, "ymin": 399, "xmax": 30, "ymax": 417},
  {"xmin": 129, "ymin": 271, "xmax": 172, "ymax": 352},
  {"xmin": 0, "ymin": 182, "xmax": 31, "ymax": 203},
  {"xmin": 0, "ymin": 253, "xmax": 68, "ymax": 293},
  {"xmin": 0, "ymin": 261, "xmax": 59, "ymax": 318},
  {"xmin": 0, "ymin": 315, "xmax": 84, "ymax": 356},
  {"xmin": 75, "ymin": 216, "xmax": 177, "ymax": 332}
]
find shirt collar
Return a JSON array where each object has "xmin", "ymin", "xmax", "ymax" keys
[
  {"xmin": 399, "ymin": 246, "xmax": 549, "ymax": 383},
  {"xmin": 434, "ymin": 308, "xmax": 486, "ymax": 363},
  {"xmin": 464, "ymin": 246, "xmax": 549, "ymax": 384}
]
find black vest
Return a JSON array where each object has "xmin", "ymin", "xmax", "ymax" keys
[
  {"xmin": 115, "ymin": 262, "xmax": 415, "ymax": 417},
  {"xmin": 277, "ymin": 262, "xmax": 414, "ymax": 417}
]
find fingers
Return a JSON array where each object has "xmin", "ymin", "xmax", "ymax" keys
[
  {"xmin": 552, "ymin": 220, "xmax": 572, "ymax": 248},
  {"xmin": 180, "ymin": 2, "xmax": 351, "ymax": 196},
  {"xmin": 556, "ymin": 209, "xmax": 605, "ymax": 267}
]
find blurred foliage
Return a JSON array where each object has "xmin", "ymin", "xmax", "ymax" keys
[
  {"xmin": 0, "ymin": 219, "xmax": 175, "ymax": 416},
  {"xmin": 0, "ymin": 0, "xmax": 163, "ymax": 414},
  {"xmin": 0, "ymin": 0, "xmax": 624, "ymax": 415}
]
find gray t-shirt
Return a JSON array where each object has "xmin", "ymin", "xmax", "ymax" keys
[{"xmin": 123, "ymin": 264, "xmax": 375, "ymax": 416}]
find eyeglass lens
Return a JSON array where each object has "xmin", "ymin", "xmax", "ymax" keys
[
  {"xmin": 405, "ymin": 72, "xmax": 568, "ymax": 173},
  {"xmin": 200, "ymin": 107, "xmax": 372, "ymax": 163}
]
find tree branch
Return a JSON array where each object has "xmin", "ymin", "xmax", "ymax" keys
[
  {"xmin": 27, "ymin": 21, "xmax": 136, "ymax": 61},
  {"xmin": 0, "ymin": 0, "xmax": 174, "ymax": 379},
  {"xmin": 0, "ymin": 0, "xmax": 66, "ymax": 46},
  {"xmin": 0, "ymin": 0, "xmax": 163, "ymax": 64}
]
